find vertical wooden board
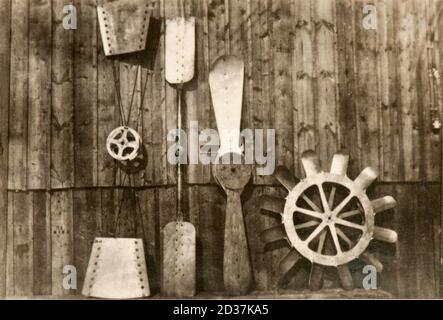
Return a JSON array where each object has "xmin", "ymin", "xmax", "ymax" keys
[
  {"xmin": 8, "ymin": 0, "xmax": 28, "ymax": 190},
  {"xmin": 353, "ymin": 1, "xmax": 380, "ymax": 172},
  {"xmin": 74, "ymin": 0, "xmax": 98, "ymax": 188},
  {"xmin": 198, "ymin": 186, "xmax": 224, "ymax": 292},
  {"xmin": 73, "ymin": 190, "xmax": 99, "ymax": 294},
  {"xmin": 336, "ymin": 0, "xmax": 358, "ymax": 177},
  {"xmin": 51, "ymin": 0, "xmax": 75, "ymax": 189},
  {"xmin": 271, "ymin": 0, "xmax": 294, "ymax": 176},
  {"xmin": 142, "ymin": 0, "xmax": 168, "ymax": 185},
  {"xmin": 393, "ymin": 184, "xmax": 417, "ymax": 297},
  {"xmin": 138, "ymin": 188, "xmax": 159, "ymax": 292},
  {"xmin": 414, "ymin": 183, "xmax": 438, "ymax": 297},
  {"xmin": 13, "ymin": 192, "xmax": 33, "ymax": 296},
  {"xmin": 114, "ymin": 188, "xmax": 137, "ymax": 238},
  {"xmin": 0, "ymin": 0, "xmax": 11, "ymax": 297},
  {"xmin": 164, "ymin": 0, "xmax": 179, "ymax": 185},
  {"xmin": 207, "ymin": 0, "xmax": 227, "ymax": 62},
  {"xmin": 395, "ymin": 0, "xmax": 415, "ymax": 181},
  {"xmin": 312, "ymin": 0, "xmax": 339, "ymax": 168},
  {"xmin": 97, "ymin": 35, "xmax": 118, "ymax": 187},
  {"xmin": 100, "ymin": 189, "xmax": 116, "ymax": 237},
  {"xmin": 51, "ymin": 191, "xmax": 74, "ymax": 296},
  {"xmin": 6, "ymin": 193, "xmax": 13, "ymax": 296},
  {"xmin": 430, "ymin": 184, "xmax": 441, "ymax": 296},
  {"xmin": 185, "ymin": 0, "xmax": 212, "ymax": 184},
  {"xmin": 293, "ymin": 0, "xmax": 316, "ymax": 177},
  {"xmin": 33, "ymin": 191, "xmax": 51, "ymax": 296},
  {"xmin": 27, "ymin": 0, "xmax": 51, "ymax": 190}
]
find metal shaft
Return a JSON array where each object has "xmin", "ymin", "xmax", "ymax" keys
[{"xmin": 177, "ymin": 86, "xmax": 183, "ymax": 221}]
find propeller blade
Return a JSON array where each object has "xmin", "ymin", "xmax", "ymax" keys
[
  {"xmin": 372, "ymin": 196, "xmax": 397, "ymax": 214},
  {"xmin": 330, "ymin": 153, "xmax": 349, "ymax": 176},
  {"xmin": 373, "ymin": 227, "xmax": 398, "ymax": 243},
  {"xmin": 354, "ymin": 167, "xmax": 378, "ymax": 190},
  {"xmin": 279, "ymin": 249, "xmax": 302, "ymax": 276},
  {"xmin": 360, "ymin": 252, "xmax": 383, "ymax": 273},
  {"xmin": 260, "ymin": 225, "xmax": 287, "ymax": 243},
  {"xmin": 309, "ymin": 264, "xmax": 324, "ymax": 291},
  {"xmin": 260, "ymin": 195, "xmax": 285, "ymax": 215},
  {"xmin": 337, "ymin": 265, "xmax": 354, "ymax": 290},
  {"xmin": 274, "ymin": 166, "xmax": 299, "ymax": 191},
  {"xmin": 301, "ymin": 150, "xmax": 322, "ymax": 177}
]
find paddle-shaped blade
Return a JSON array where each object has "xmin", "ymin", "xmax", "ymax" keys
[
  {"xmin": 260, "ymin": 225, "xmax": 286, "ymax": 243},
  {"xmin": 274, "ymin": 166, "xmax": 299, "ymax": 191},
  {"xmin": 360, "ymin": 252, "xmax": 383, "ymax": 272},
  {"xmin": 97, "ymin": 0, "xmax": 151, "ymax": 56},
  {"xmin": 209, "ymin": 55, "xmax": 244, "ymax": 156},
  {"xmin": 162, "ymin": 222, "xmax": 196, "ymax": 297},
  {"xmin": 309, "ymin": 264, "xmax": 323, "ymax": 291},
  {"xmin": 279, "ymin": 250, "xmax": 301, "ymax": 276},
  {"xmin": 301, "ymin": 150, "xmax": 322, "ymax": 177},
  {"xmin": 330, "ymin": 153, "xmax": 349, "ymax": 176},
  {"xmin": 337, "ymin": 265, "xmax": 354, "ymax": 290},
  {"xmin": 165, "ymin": 17, "xmax": 195, "ymax": 84},
  {"xmin": 372, "ymin": 196, "xmax": 397, "ymax": 214},
  {"xmin": 354, "ymin": 167, "xmax": 378, "ymax": 190},
  {"xmin": 260, "ymin": 195, "xmax": 285, "ymax": 215},
  {"xmin": 373, "ymin": 227, "xmax": 398, "ymax": 243}
]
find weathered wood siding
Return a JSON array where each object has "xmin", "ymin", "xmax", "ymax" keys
[{"xmin": 0, "ymin": 0, "xmax": 442, "ymax": 298}]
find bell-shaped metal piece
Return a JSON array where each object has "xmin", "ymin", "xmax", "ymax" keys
[
  {"xmin": 82, "ymin": 238, "xmax": 150, "ymax": 299},
  {"xmin": 97, "ymin": 0, "xmax": 152, "ymax": 56}
]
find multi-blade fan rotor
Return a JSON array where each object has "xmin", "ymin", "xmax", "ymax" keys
[{"xmin": 260, "ymin": 150, "xmax": 398, "ymax": 290}]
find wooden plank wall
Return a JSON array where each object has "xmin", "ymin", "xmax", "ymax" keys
[{"xmin": 0, "ymin": 0, "xmax": 442, "ymax": 298}]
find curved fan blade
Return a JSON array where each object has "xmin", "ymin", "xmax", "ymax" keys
[
  {"xmin": 337, "ymin": 265, "xmax": 354, "ymax": 290},
  {"xmin": 330, "ymin": 153, "xmax": 349, "ymax": 176},
  {"xmin": 301, "ymin": 150, "xmax": 322, "ymax": 177},
  {"xmin": 309, "ymin": 264, "xmax": 324, "ymax": 291},
  {"xmin": 260, "ymin": 195, "xmax": 285, "ymax": 215},
  {"xmin": 373, "ymin": 227, "xmax": 398, "ymax": 243},
  {"xmin": 354, "ymin": 167, "xmax": 378, "ymax": 190},
  {"xmin": 274, "ymin": 166, "xmax": 299, "ymax": 191},
  {"xmin": 372, "ymin": 196, "xmax": 397, "ymax": 214},
  {"xmin": 360, "ymin": 252, "xmax": 383, "ymax": 273},
  {"xmin": 279, "ymin": 249, "xmax": 302, "ymax": 276},
  {"xmin": 260, "ymin": 225, "xmax": 287, "ymax": 243}
]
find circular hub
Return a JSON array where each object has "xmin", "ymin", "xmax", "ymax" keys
[
  {"xmin": 106, "ymin": 126, "xmax": 142, "ymax": 161},
  {"xmin": 282, "ymin": 172, "xmax": 375, "ymax": 267}
]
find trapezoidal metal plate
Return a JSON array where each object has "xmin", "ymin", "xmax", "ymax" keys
[
  {"xmin": 82, "ymin": 238, "xmax": 150, "ymax": 299},
  {"xmin": 162, "ymin": 221, "xmax": 196, "ymax": 297},
  {"xmin": 97, "ymin": 0, "xmax": 152, "ymax": 56}
]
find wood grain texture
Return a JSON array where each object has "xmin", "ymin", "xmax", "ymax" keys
[
  {"xmin": 51, "ymin": 0, "xmax": 75, "ymax": 189},
  {"xmin": 0, "ymin": 0, "xmax": 10, "ymax": 297}
]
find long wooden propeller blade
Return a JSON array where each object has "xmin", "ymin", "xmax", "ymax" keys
[
  {"xmin": 279, "ymin": 249, "xmax": 302, "ymax": 276},
  {"xmin": 274, "ymin": 166, "xmax": 299, "ymax": 191},
  {"xmin": 309, "ymin": 264, "xmax": 324, "ymax": 291},
  {"xmin": 373, "ymin": 227, "xmax": 398, "ymax": 243},
  {"xmin": 260, "ymin": 225, "xmax": 287, "ymax": 243},
  {"xmin": 301, "ymin": 150, "xmax": 322, "ymax": 177},
  {"xmin": 260, "ymin": 195, "xmax": 285, "ymax": 215},
  {"xmin": 330, "ymin": 153, "xmax": 349, "ymax": 176},
  {"xmin": 337, "ymin": 264, "xmax": 354, "ymax": 290},
  {"xmin": 354, "ymin": 167, "xmax": 378, "ymax": 190},
  {"xmin": 360, "ymin": 252, "xmax": 383, "ymax": 272}
]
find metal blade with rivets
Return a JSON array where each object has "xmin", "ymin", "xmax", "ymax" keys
[
  {"xmin": 209, "ymin": 55, "xmax": 245, "ymax": 156},
  {"xmin": 301, "ymin": 150, "xmax": 322, "ymax": 177},
  {"xmin": 165, "ymin": 17, "xmax": 195, "ymax": 85},
  {"xmin": 82, "ymin": 238, "xmax": 150, "ymax": 299},
  {"xmin": 97, "ymin": 0, "xmax": 152, "ymax": 56},
  {"xmin": 162, "ymin": 222, "xmax": 196, "ymax": 297}
]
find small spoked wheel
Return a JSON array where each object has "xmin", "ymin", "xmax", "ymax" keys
[{"xmin": 106, "ymin": 126, "xmax": 141, "ymax": 161}]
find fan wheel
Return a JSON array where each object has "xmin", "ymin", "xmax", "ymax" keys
[{"xmin": 260, "ymin": 150, "xmax": 398, "ymax": 290}]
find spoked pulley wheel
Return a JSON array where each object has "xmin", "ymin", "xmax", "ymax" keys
[
  {"xmin": 106, "ymin": 126, "xmax": 142, "ymax": 162},
  {"xmin": 260, "ymin": 150, "xmax": 398, "ymax": 290}
]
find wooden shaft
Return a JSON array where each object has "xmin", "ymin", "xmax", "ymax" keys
[
  {"xmin": 223, "ymin": 189, "xmax": 252, "ymax": 295},
  {"xmin": 177, "ymin": 86, "xmax": 183, "ymax": 221}
]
